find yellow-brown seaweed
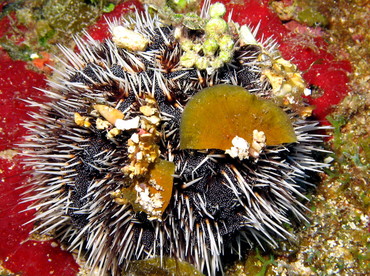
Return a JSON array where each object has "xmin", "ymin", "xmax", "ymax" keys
[
  {"xmin": 148, "ymin": 159, "xmax": 176, "ymax": 215},
  {"xmin": 180, "ymin": 84, "xmax": 297, "ymax": 150}
]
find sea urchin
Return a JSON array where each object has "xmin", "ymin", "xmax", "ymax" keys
[{"xmin": 21, "ymin": 2, "xmax": 329, "ymax": 275}]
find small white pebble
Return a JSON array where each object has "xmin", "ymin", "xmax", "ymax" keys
[
  {"xmin": 324, "ymin": 156, "xmax": 334, "ymax": 163},
  {"xmin": 30, "ymin": 53, "xmax": 40, "ymax": 59},
  {"xmin": 239, "ymin": 25, "xmax": 258, "ymax": 46},
  {"xmin": 304, "ymin": 88, "xmax": 312, "ymax": 96},
  {"xmin": 115, "ymin": 116, "xmax": 140, "ymax": 131},
  {"xmin": 136, "ymin": 151, "xmax": 143, "ymax": 160},
  {"xmin": 112, "ymin": 26, "xmax": 149, "ymax": 51},
  {"xmin": 130, "ymin": 133, "xmax": 139, "ymax": 143},
  {"xmin": 128, "ymin": 145, "xmax": 136, "ymax": 153}
]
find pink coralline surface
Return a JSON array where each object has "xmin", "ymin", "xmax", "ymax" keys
[{"xmin": 0, "ymin": 0, "xmax": 351, "ymax": 274}]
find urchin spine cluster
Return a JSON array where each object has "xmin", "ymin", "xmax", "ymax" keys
[{"xmin": 21, "ymin": 3, "xmax": 330, "ymax": 275}]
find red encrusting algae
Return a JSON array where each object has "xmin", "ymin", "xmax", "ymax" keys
[{"xmin": 0, "ymin": 50, "xmax": 79, "ymax": 275}]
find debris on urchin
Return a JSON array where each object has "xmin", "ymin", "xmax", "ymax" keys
[{"xmin": 21, "ymin": 1, "xmax": 330, "ymax": 275}]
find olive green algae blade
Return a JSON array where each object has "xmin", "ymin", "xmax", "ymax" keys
[{"xmin": 180, "ymin": 84, "xmax": 297, "ymax": 150}]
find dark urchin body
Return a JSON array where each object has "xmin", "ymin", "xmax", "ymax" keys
[{"xmin": 22, "ymin": 8, "xmax": 328, "ymax": 276}]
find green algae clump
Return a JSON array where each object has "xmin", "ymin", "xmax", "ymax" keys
[{"xmin": 180, "ymin": 84, "xmax": 297, "ymax": 150}]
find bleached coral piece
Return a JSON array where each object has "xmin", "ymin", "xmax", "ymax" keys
[
  {"xmin": 115, "ymin": 117, "xmax": 140, "ymax": 131},
  {"xmin": 225, "ymin": 136, "xmax": 250, "ymax": 160},
  {"xmin": 112, "ymin": 26, "xmax": 149, "ymax": 51},
  {"xmin": 249, "ymin": 130, "xmax": 266, "ymax": 159}
]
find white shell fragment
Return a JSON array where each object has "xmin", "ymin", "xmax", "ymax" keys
[
  {"xmin": 239, "ymin": 25, "xmax": 258, "ymax": 46},
  {"xmin": 304, "ymin": 88, "xmax": 312, "ymax": 96},
  {"xmin": 115, "ymin": 116, "xmax": 140, "ymax": 131},
  {"xmin": 225, "ymin": 136, "xmax": 250, "ymax": 160},
  {"xmin": 112, "ymin": 26, "xmax": 149, "ymax": 51},
  {"xmin": 134, "ymin": 184, "xmax": 163, "ymax": 219},
  {"xmin": 226, "ymin": 130, "xmax": 267, "ymax": 160},
  {"xmin": 249, "ymin": 130, "xmax": 266, "ymax": 159}
]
